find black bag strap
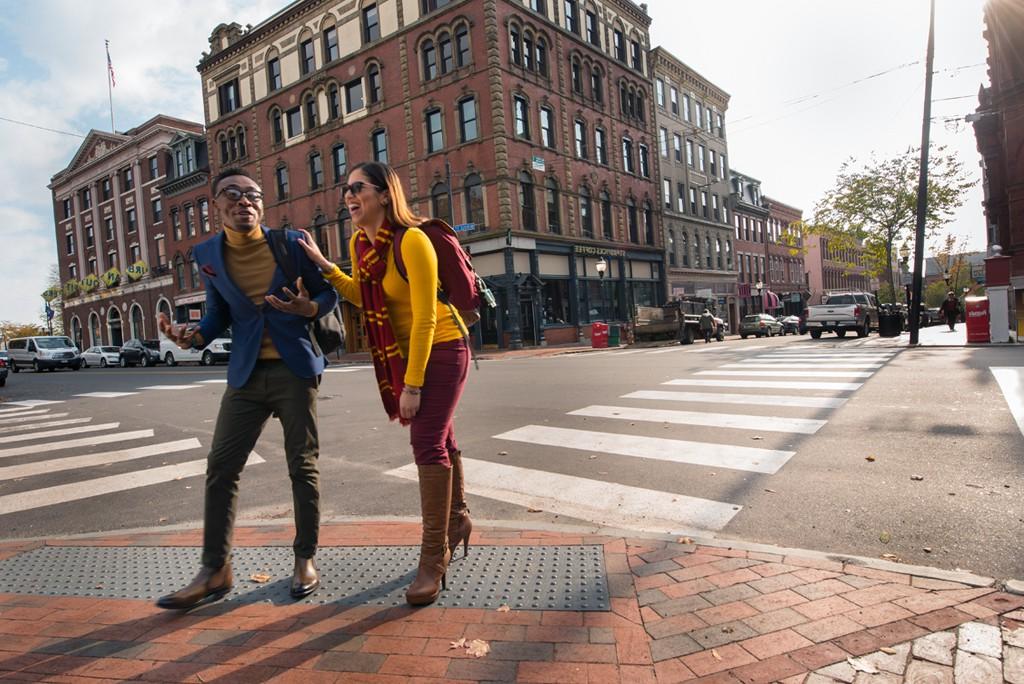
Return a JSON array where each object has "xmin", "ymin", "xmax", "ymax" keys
[{"xmin": 267, "ymin": 230, "xmax": 299, "ymax": 284}]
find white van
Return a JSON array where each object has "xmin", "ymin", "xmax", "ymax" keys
[
  {"xmin": 159, "ymin": 335, "xmax": 232, "ymax": 366},
  {"xmin": 8, "ymin": 336, "xmax": 82, "ymax": 372}
]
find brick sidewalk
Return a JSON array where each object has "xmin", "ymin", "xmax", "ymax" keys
[{"xmin": 0, "ymin": 521, "xmax": 1021, "ymax": 682}]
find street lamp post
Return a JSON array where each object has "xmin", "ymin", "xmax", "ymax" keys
[
  {"xmin": 595, "ymin": 256, "xmax": 608, "ymax": 323},
  {"xmin": 754, "ymin": 280, "xmax": 764, "ymax": 313}
]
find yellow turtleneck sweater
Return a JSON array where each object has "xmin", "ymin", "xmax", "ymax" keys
[{"xmin": 222, "ymin": 226, "xmax": 280, "ymax": 359}]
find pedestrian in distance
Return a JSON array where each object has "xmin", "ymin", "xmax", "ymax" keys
[
  {"xmin": 939, "ymin": 291, "xmax": 960, "ymax": 332},
  {"xmin": 296, "ymin": 161, "xmax": 472, "ymax": 607},
  {"xmin": 699, "ymin": 308, "xmax": 715, "ymax": 343},
  {"xmin": 155, "ymin": 168, "xmax": 339, "ymax": 610}
]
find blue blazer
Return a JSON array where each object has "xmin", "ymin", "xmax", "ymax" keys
[{"xmin": 193, "ymin": 227, "xmax": 340, "ymax": 389}]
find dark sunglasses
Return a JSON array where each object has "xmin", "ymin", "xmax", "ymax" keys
[
  {"xmin": 340, "ymin": 181, "xmax": 382, "ymax": 198},
  {"xmin": 217, "ymin": 186, "xmax": 264, "ymax": 203}
]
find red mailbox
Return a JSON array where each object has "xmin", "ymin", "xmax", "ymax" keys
[
  {"xmin": 591, "ymin": 322, "xmax": 609, "ymax": 348},
  {"xmin": 965, "ymin": 296, "xmax": 990, "ymax": 344}
]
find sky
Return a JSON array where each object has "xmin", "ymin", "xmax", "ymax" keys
[{"xmin": 0, "ymin": 0, "xmax": 992, "ymax": 324}]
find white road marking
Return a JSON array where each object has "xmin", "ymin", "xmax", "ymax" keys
[
  {"xmin": 0, "ymin": 407, "xmax": 49, "ymax": 416},
  {"xmin": 2, "ymin": 412, "xmax": 67, "ymax": 425},
  {"xmin": 198, "ymin": 379, "xmax": 228, "ymax": 384},
  {"xmin": 0, "ymin": 418, "xmax": 93, "ymax": 434},
  {"xmin": 6, "ymin": 400, "xmax": 64, "ymax": 407},
  {"xmin": 73, "ymin": 392, "xmax": 140, "ymax": 398},
  {"xmin": 696, "ymin": 370, "xmax": 874, "ymax": 378},
  {"xmin": 755, "ymin": 353, "xmax": 894, "ymax": 360},
  {"xmin": 493, "ymin": 424, "xmax": 794, "ymax": 474},
  {"xmin": 644, "ymin": 346, "xmax": 686, "ymax": 355},
  {"xmin": 136, "ymin": 385, "xmax": 203, "ymax": 391},
  {"xmin": 991, "ymin": 367, "xmax": 1024, "ymax": 439},
  {"xmin": 0, "ymin": 453, "xmax": 265, "ymax": 516},
  {"xmin": 729, "ymin": 362, "xmax": 883, "ymax": 369},
  {"xmin": 0, "ymin": 438, "xmax": 203, "ymax": 481},
  {"xmin": 569, "ymin": 405, "xmax": 826, "ymax": 435},
  {"xmin": 665, "ymin": 378, "xmax": 862, "ymax": 391},
  {"xmin": 0, "ymin": 430, "xmax": 155, "ymax": 460},
  {"xmin": 623, "ymin": 390, "xmax": 848, "ymax": 409},
  {"xmin": 0, "ymin": 422, "xmax": 120, "ymax": 445},
  {"xmin": 385, "ymin": 459, "xmax": 740, "ymax": 536}
]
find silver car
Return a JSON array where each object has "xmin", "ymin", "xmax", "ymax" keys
[{"xmin": 81, "ymin": 345, "xmax": 121, "ymax": 368}]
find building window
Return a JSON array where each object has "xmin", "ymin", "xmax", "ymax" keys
[
  {"xmin": 101, "ymin": 177, "xmax": 111, "ymax": 201},
  {"xmin": 81, "ymin": 187, "xmax": 91, "ymax": 209},
  {"xmin": 613, "ymin": 29, "xmax": 625, "ymax": 62},
  {"xmin": 701, "ymin": 190, "xmax": 709, "ymax": 218},
  {"xmin": 199, "ymin": 199, "xmax": 210, "ymax": 232},
  {"xmin": 578, "ymin": 185, "xmax": 594, "ymax": 238},
  {"xmin": 590, "ymin": 67, "xmax": 603, "ymax": 102},
  {"xmin": 300, "ymin": 38, "xmax": 315, "ymax": 75},
  {"xmin": 638, "ymin": 143, "xmax": 650, "ymax": 177},
  {"xmin": 670, "ymin": 86, "xmax": 679, "ymax": 115},
  {"xmin": 683, "ymin": 93, "xmax": 691, "ymax": 122},
  {"xmin": 422, "ymin": 0, "xmax": 452, "ymax": 13},
  {"xmin": 337, "ymin": 208, "xmax": 351, "ymax": 261},
  {"xmin": 513, "ymin": 95, "xmax": 530, "ymax": 139},
  {"xmin": 673, "ymin": 134, "xmax": 682, "ymax": 162},
  {"xmin": 538, "ymin": 106, "xmax": 555, "ymax": 149},
  {"xmin": 439, "ymin": 31, "xmax": 454, "ymax": 74},
  {"xmin": 185, "ymin": 205, "xmax": 196, "ymax": 237},
  {"xmin": 536, "ymin": 37, "xmax": 548, "ymax": 77},
  {"xmin": 681, "ymin": 232, "xmax": 689, "ymax": 266},
  {"xmin": 172, "ymin": 209, "xmax": 181, "ymax": 240},
  {"xmin": 367, "ymin": 64, "xmax": 382, "ymax": 104},
  {"xmin": 276, "ymin": 165, "xmax": 289, "ymax": 199},
  {"xmin": 69, "ymin": 263, "xmax": 78, "ymax": 280},
  {"xmin": 363, "ymin": 4, "xmax": 380, "ymax": 43},
  {"xmin": 346, "ymin": 79, "xmax": 364, "ymax": 112},
  {"xmin": 706, "ymin": 236, "xmax": 713, "ymax": 268},
  {"xmin": 154, "ymin": 236, "xmax": 166, "ymax": 266},
  {"xmin": 564, "ymin": 0, "xmax": 579, "ymax": 33},
  {"xmin": 522, "ymin": 31, "xmax": 533, "ymax": 70},
  {"xmin": 712, "ymin": 193, "xmax": 720, "ymax": 221},
  {"xmin": 305, "ymin": 95, "xmax": 318, "ymax": 129},
  {"xmin": 65, "ymin": 232, "xmax": 74, "ymax": 255},
  {"xmin": 270, "ymin": 109, "xmax": 284, "ymax": 143},
  {"xmin": 545, "ymin": 178, "xmax": 561, "ymax": 234},
  {"xmin": 509, "ymin": 26, "xmax": 521, "ymax": 66},
  {"xmin": 152, "ymin": 198, "xmax": 162, "ymax": 223},
  {"xmin": 574, "ymin": 119, "xmax": 588, "ymax": 159},
  {"xmin": 686, "ymin": 139, "xmax": 694, "ymax": 167},
  {"xmin": 309, "ymin": 153, "xmax": 324, "ymax": 190},
  {"xmin": 423, "ymin": 39, "xmax": 438, "ymax": 79},
  {"xmin": 328, "ymin": 85, "xmax": 341, "ymax": 119},
  {"xmin": 622, "ymin": 137, "xmax": 634, "ymax": 173},
  {"xmin": 126, "ymin": 207, "xmax": 137, "ymax": 233},
  {"xmin": 626, "ymin": 198, "xmax": 638, "ymax": 242},
  {"xmin": 464, "ymin": 173, "xmax": 484, "ymax": 226},
  {"xmin": 426, "ymin": 108, "xmax": 444, "ymax": 153},
  {"xmin": 458, "ymin": 97, "xmax": 479, "ymax": 142},
  {"xmin": 529, "ymin": 0, "xmax": 545, "ymax": 13},
  {"xmin": 571, "ymin": 59, "xmax": 582, "ymax": 94},
  {"xmin": 677, "ymin": 183, "xmax": 685, "ymax": 213},
  {"xmin": 431, "ymin": 182, "xmax": 452, "ymax": 224},
  {"xmin": 600, "ymin": 190, "xmax": 613, "ymax": 239},
  {"xmin": 85, "ymin": 224, "xmax": 94, "ymax": 248},
  {"xmin": 286, "ymin": 107, "xmax": 302, "ymax": 138},
  {"xmin": 372, "ymin": 129, "xmax": 388, "ymax": 163},
  {"xmin": 456, "ymin": 24, "xmax": 470, "ymax": 66},
  {"xmin": 218, "ymin": 78, "xmax": 239, "ymax": 115},
  {"xmin": 689, "ymin": 187, "xmax": 697, "ymax": 214},
  {"xmin": 698, "ymin": 145, "xmax": 706, "ymax": 172},
  {"xmin": 595, "ymin": 127, "xmax": 607, "ymax": 165},
  {"xmin": 655, "ymin": 79, "xmax": 664, "ymax": 108},
  {"xmin": 332, "ymin": 144, "xmax": 347, "ymax": 182},
  {"xmin": 268, "ymin": 57, "xmax": 282, "ymax": 91},
  {"xmin": 709, "ymin": 150, "xmax": 717, "ymax": 177},
  {"xmin": 104, "ymin": 216, "xmax": 114, "ymax": 241},
  {"xmin": 123, "ymin": 167, "xmax": 134, "ymax": 191},
  {"xmin": 88, "ymin": 255, "xmax": 97, "ymax": 275},
  {"xmin": 585, "ymin": 10, "xmax": 599, "ymax": 45},
  {"xmin": 663, "ymin": 179, "xmax": 671, "ymax": 209},
  {"xmin": 644, "ymin": 201, "xmax": 654, "ymax": 244},
  {"xmin": 62, "ymin": 198, "xmax": 72, "ymax": 219},
  {"xmin": 716, "ymin": 112, "xmax": 725, "ymax": 137},
  {"xmin": 519, "ymin": 171, "xmax": 536, "ymax": 231},
  {"xmin": 149, "ymin": 156, "xmax": 159, "ymax": 180},
  {"xmin": 659, "ymin": 127, "xmax": 668, "ymax": 157},
  {"xmin": 630, "ymin": 40, "xmax": 643, "ymax": 72}
]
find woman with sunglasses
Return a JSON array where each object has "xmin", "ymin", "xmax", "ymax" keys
[{"xmin": 297, "ymin": 161, "xmax": 471, "ymax": 606}]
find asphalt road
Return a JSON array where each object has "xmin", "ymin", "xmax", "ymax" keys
[{"xmin": 0, "ymin": 333, "xmax": 1021, "ymax": 582}]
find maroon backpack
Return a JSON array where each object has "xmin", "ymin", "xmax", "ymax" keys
[{"xmin": 392, "ymin": 219, "xmax": 490, "ymax": 327}]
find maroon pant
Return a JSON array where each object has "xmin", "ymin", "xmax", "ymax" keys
[{"xmin": 409, "ymin": 339, "xmax": 469, "ymax": 466}]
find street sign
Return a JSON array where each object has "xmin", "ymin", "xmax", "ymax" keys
[
  {"xmin": 531, "ymin": 156, "xmax": 545, "ymax": 171},
  {"xmin": 453, "ymin": 223, "xmax": 476, "ymax": 232}
]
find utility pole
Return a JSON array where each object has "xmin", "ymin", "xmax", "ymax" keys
[{"xmin": 909, "ymin": 0, "xmax": 936, "ymax": 346}]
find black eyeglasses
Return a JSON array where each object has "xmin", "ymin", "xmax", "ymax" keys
[
  {"xmin": 340, "ymin": 181, "xmax": 381, "ymax": 198},
  {"xmin": 217, "ymin": 186, "xmax": 264, "ymax": 203}
]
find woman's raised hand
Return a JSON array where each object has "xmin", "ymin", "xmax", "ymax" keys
[{"xmin": 297, "ymin": 229, "xmax": 333, "ymax": 271}]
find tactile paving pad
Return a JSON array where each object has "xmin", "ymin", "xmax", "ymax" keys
[{"xmin": 0, "ymin": 545, "xmax": 609, "ymax": 610}]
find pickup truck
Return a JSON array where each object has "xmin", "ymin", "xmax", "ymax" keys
[
  {"xmin": 804, "ymin": 291, "xmax": 878, "ymax": 339},
  {"xmin": 633, "ymin": 300, "xmax": 724, "ymax": 345}
]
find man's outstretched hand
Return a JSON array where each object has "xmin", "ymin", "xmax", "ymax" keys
[
  {"xmin": 266, "ymin": 277, "xmax": 318, "ymax": 317},
  {"xmin": 158, "ymin": 313, "xmax": 204, "ymax": 350}
]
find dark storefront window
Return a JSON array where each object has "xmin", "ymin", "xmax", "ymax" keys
[{"xmin": 542, "ymin": 280, "xmax": 570, "ymax": 325}]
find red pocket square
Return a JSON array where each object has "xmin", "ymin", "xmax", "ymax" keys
[{"xmin": 201, "ymin": 265, "xmax": 217, "ymax": 277}]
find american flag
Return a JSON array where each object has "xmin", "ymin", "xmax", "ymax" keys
[{"xmin": 105, "ymin": 39, "xmax": 116, "ymax": 87}]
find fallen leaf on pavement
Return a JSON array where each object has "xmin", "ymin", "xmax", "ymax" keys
[
  {"xmin": 879, "ymin": 531, "xmax": 892, "ymax": 544},
  {"xmin": 751, "ymin": 436, "xmax": 763, "ymax": 440},
  {"xmin": 865, "ymin": 455, "xmax": 876, "ymax": 462},
  {"xmin": 764, "ymin": 488, "xmax": 776, "ymax": 493},
  {"xmin": 497, "ymin": 605, "xmax": 511, "ymax": 612},
  {"xmin": 880, "ymin": 647, "xmax": 897, "ymax": 655},
  {"xmin": 527, "ymin": 508, "xmax": 542, "ymax": 513},
  {"xmin": 911, "ymin": 475, "xmax": 924, "ymax": 481},
  {"xmin": 881, "ymin": 553, "xmax": 902, "ymax": 562},
  {"xmin": 588, "ymin": 455, "xmax": 597, "ymax": 459},
  {"xmin": 466, "ymin": 639, "xmax": 490, "ymax": 658},
  {"xmin": 711, "ymin": 649, "xmax": 722, "ymax": 661},
  {"xmin": 678, "ymin": 537, "xmax": 694, "ymax": 544},
  {"xmin": 847, "ymin": 656, "xmax": 880, "ymax": 674},
  {"xmin": 249, "ymin": 572, "xmax": 271, "ymax": 583},
  {"xmin": 923, "ymin": 547, "xmax": 932, "ymax": 553},
  {"xmin": 498, "ymin": 451, "xmax": 508, "ymax": 456},
  {"xmin": 449, "ymin": 638, "xmax": 467, "ymax": 650}
]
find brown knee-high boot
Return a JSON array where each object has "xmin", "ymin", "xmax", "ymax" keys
[
  {"xmin": 405, "ymin": 464, "xmax": 452, "ymax": 606},
  {"xmin": 448, "ymin": 450, "xmax": 473, "ymax": 558}
]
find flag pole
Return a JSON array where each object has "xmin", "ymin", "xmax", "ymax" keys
[{"xmin": 105, "ymin": 39, "xmax": 115, "ymax": 133}]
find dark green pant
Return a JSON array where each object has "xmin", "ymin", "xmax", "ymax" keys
[{"xmin": 202, "ymin": 360, "xmax": 321, "ymax": 568}]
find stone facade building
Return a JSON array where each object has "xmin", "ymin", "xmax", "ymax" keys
[
  {"xmin": 196, "ymin": 0, "xmax": 663, "ymax": 350},
  {"xmin": 48, "ymin": 115, "xmax": 212, "ymax": 351},
  {"xmin": 650, "ymin": 47, "xmax": 737, "ymax": 326}
]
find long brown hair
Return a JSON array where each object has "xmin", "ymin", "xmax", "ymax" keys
[{"xmin": 350, "ymin": 161, "xmax": 427, "ymax": 230}]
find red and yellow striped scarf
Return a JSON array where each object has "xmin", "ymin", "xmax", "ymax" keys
[{"xmin": 355, "ymin": 225, "xmax": 407, "ymax": 422}]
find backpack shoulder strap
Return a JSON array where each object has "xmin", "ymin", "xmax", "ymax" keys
[
  {"xmin": 267, "ymin": 229, "xmax": 299, "ymax": 283},
  {"xmin": 391, "ymin": 225, "xmax": 409, "ymax": 282}
]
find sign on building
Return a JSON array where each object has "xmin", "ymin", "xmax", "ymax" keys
[{"xmin": 531, "ymin": 156, "xmax": 545, "ymax": 172}]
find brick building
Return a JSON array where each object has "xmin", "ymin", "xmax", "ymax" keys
[
  {"xmin": 196, "ymin": 0, "xmax": 663, "ymax": 350},
  {"xmin": 650, "ymin": 47, "xmax": 737, "ymax": 327},
  {"xmin": 803, "ymin": 233, "xmax": 874, "ymax": 307},
  {"xmin": 762, "ymin": 196, "xmax": 807, "ymax": 317},
  {"xmin": 49, "ymin": 115, "xmax": 212, "ymax": 351},
  {"xmin": 973, "ymin": 0, "xmax": 1024, "ymax": 338},
  {"xmin": 728, "ymin": 169, "xmax": 771, "ymax": 318}
]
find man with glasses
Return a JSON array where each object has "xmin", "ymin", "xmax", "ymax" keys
[{"xmin": 156, "ymin": 168, "xmax": 338, "ymax": 609}]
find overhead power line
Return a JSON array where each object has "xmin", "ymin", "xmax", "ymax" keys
[{"xmin": 0, "ymin": 115, "xmax": 85, "ymax": 138}]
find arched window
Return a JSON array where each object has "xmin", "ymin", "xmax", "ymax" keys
[
  {"xmin": 455, "ymin": 24, "xmax": 470, "ymax": 67},
  {"xmin": 439, "ymin": 32, "xmax": 453, "ymax": 74},
  {"xmin": 519, "ymin": 171, "xmax": 536, "ymax": 231},
  {"xmin": 304, "ymin": 94, "xmax": 318, "ymax": 129},
  {"xmin": 668, "ymin": 230, "xmax": 676, "ymax": 266},
  {"xmin": 464, "ymin": 173, "xmax": 484, "ymax": 226},
  {"xmin": 643, "ymin": 200, "xmax": 654, "ymax": 244},
  {"xmin": 236, "ymin": 128, "xmax": 247, "ymax": 158},
  {"xmin": 705, "ymin": 236, "xmax": 713, "ymax": 268},
  {"xmin": 431, "ymin": 182, "xmax": 452, "ymax": 224},
  {"xmin": 726, "ymin": 240, "xmax": 733, "ymax": 269},
  {"xmin": 367, "ymin": 64, "xmax": 382, "ymax": 104},
  {"xmin": 422, "ymin": 39, "xmax": 437, "ymax": 80},
  {"xmin": 694, "ymin": 234, "xmax": 701, "ymax": 268},
  {"xmin": 227, "ymin": 131, "xmax": 237, "ymax": 160},
  {"xmin": 189, "ymin": 256, "xmax": 200, "ymax": 289},
  {"xmin": 626, "ymin": 198, "xmax": 638, "ymax": 243},
  {"xmin": 600, "ymin": 190, "xmax": 613, "ymax": 239},
  {"xmin": 716, "ymin": 238, "xmax": 723, "ymax": 269},
  {"xmin": 89, "ymin": 312, "xmax": 102, "ymax": 347},
  {"xmin": 130, "ymin": 305, "xmax": 144, "ymax": 340},
  {"xmin": 636, "ymin": 91, "xmax": 646, "ymax": 122},
  {"xmin": 174, "ymin": 255, "xmax": 186, "ymax": 288},
  {"xmin": 571, "ymin": 58, "xmax": 582, "ymax": 94},
  {"xmin": 332, "ymin": 143, "xmax": 347, "ymax": 182},
  {"xmin": 509, "ymin": 26, "xmax": 521, "ymax": 65},
  {"xmin": 328, "ymin": 84, "xmax": 341, "ymax": 119},
  {"xmin": 219, "ymin": 134, "xmax": 228, "ymax": 163},
  {"xmin": 337, "ymin": 207, "xmax": 351, "ymax": 261},
  {"xmin": 313, "ymin": 215, "xmax": 329, "ymax": 258},
  {"xmin": 545, "ymin": 177, "xmax": 561, "ymax": 234},
  {"xmin": 682, "ymin": 232, "xmax": 690, "ymax": 266},
  {"xmin": 271, "ymin": 108, "xmax": 284, "ymax": 144},
  {"xmin": 522, "ymin": 31, "xmax": 533, "ymax": 71},
  {"xmin": 536, "ymin": 37, "xmax": 548, "ymax": 77},
  {"xmin": 309, "ymin": 152, "xmax": 323, "ymax": 190},
  {"xmin": 579, "ymin": 185, "xmax": 593, "ymax": 239},
  {"xmin": 590, "ymin": 66, "xmax": 603, "ymax": 102},
  {"xmin": 106, "ymin": 306, "xmax": 123, "ymax": 347},
  {"xmin": 71, "ymin": 316, "xmax": 83, "ymax": 350}
]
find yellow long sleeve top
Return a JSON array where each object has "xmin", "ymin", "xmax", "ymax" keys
[
  {"xmin": 323, "ymin": 227, "xmax": 464, "ymax": 387},
  {"xmin": 222, "ymin": 226, "xmax": 280, "ymax": 360}
]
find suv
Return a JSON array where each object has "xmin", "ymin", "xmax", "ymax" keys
[
  {"xmin": 804, "ymin": 291, "xmax": 878, "ymax": 339},
  {"xmin": 119, "ymin": 339, "xmax": 162, "ymax": 367},
  {"xmin": 739, "ymin": 314, "xmax": 784, "ymax": 338},
  {"xmin": 0, "ymin": 350, "xmax": 8, "ymax": 386},
  {"xmin": 8, "ymin": 336, "xmax": 82, "ymax": 372},
  {"xmin": 160, "ymin": 336, "xmax": 232, "ymax": 366}
]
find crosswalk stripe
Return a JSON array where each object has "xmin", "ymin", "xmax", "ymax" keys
[
  {"xmin": 665, "ymin": 378, "xmax": 863, "ymax": 391},
  {"xmin": 730, "ymin": 362, "xmax": 883, "ymax": 369},
  {"xmin": 0, "ymin": 453, "xmax": 265, "ymax": 516},
  {"xmin": 136, "ymin": 385, "xmax": 203, "ymax": 391},
  {"xmin": 493, "ymin": 424, "xmax": 794, "ymax": 474},
  {"xmin": 0, "ymin": 438, "xmax": 203, "ymax": 481},
  {"xmin": 385, "ymin": 459, "xmax": 740, "ymax": 536},
  {"xmin": 0, "ymin": 418, "xmax": 93, "ymax": 435},
  {"xmin": 2, "ymin": 412, "xmax": 68, "ymax": 425},
  {"xmin": 623, "ymin": 390, "xmax": 848, "ymax": 409},
  {"xmin": 0, "ymin": 407, "xmax": 48, "ymax": 416},
  {"xmin": 198, "ymin": 379, "xmax": 228, "ymax": 384},
  {"xmin": 6, "ymin": 400, "xmax": 64, "ymax": 408},
  {"xmin": 991, "ymin": 367, "xmax": 1024, "ymax": 439},
  {"xmin": 642, "ymin": 346, "xmax": 684, "ymax": 355},
  {"xmin": 569, "ymin": 405, "xmax": 826, "ymax": 435},
  {"xmin": 755, "ymin": 353, "xmax": 893, "ymax": 360},
  {"xmin": 697, "ymin": 370, "xmax": 874, "ymax": 378},
  {"xmin": 73, "ymin": 392, "xmax": 140, "ymax": 398},
  {"xmin": 0, "ymin": 430, "xmax": 155, "ymax": 460},
  {"xmin": 0, "ymin": 422, "xmax": 120, "ymax": 445}
]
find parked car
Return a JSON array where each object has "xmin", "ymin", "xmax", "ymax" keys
[
  {"xmin": 739, "ymin": 314, "xmax": 784, "ymax": 338},
  {"xmin": 0, "ymin": 350, "xmax": 8, "ymax": 387},
  {"xmin": 119, "ymin": 339, "xmax": 162, "ymax": 367},
  {"xmin": 804, "ymin": 291, "xmax": 878, "ymax": 339},
  {"xmin": 7, "ymin": 335, "xmax": 82, "ymax": 372},
  {"xmin": 780, "ymin": 315, "xmax": 803, "ymax": 335},
  {"xmin": 81, "ymin": 346, "xmax": 121, "ymax": 368},
  {"xmin": 160, "ymin": 336, "xmax": 232, "ymax": 366}
]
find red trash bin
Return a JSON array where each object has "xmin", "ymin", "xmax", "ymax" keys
[
  {"xmin": 591, "ymin": 322, "xmax": 608, "ymax": 348},
  {"xmin": 965, "ymin": 296, "xmax": 990, "ymax": 344}
]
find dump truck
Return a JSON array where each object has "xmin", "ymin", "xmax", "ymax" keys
[{"xmin": 633, "ymin": 299, "xmax": 724, "ymax": 344}]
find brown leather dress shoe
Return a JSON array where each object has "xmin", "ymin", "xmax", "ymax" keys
[
  {"xmin": 156, "ymin": 563, "xmax": 233, "ymax": 610},
  {"xmin": 291, "ymin": 556, "xmax": 320, "ymax": 599}
]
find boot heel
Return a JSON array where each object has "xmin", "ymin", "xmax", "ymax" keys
[
  {"xmin": 463, "ymin": 536, "xmax": 470, "ymax": 558},
  {"xmin": 441, "ymin": 572, "xmax": 447, "ymax": 591}
]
